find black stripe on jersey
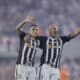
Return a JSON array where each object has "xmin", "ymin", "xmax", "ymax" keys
[
  {"xmin": 45, "ymin": 38, "xmax": 52, "ymax": 63},
  {"xmin": 32, "ymin": 50, "xmax": 36, "ymax": 66},
  {"xmin": 47, "ymin": 38, "xmax": 52, "ymax": 63},
  {"xmin": 52, "ymin": 40, "xmax": 57, "ymax": 63},
  {"xmin": 55, "ymin": 53, "xmax": 61, "ymax": 68},
  {"xmin": 26, "ymin": 39, "xmax": 38, "ymax": 65},
  {"xmin": 17, "ymin": 36, "xmax": 40, "ymax": 65},
  {"xmin": 32, "ymin": 40, "xmax": 35, "ymax": 46},
  {"xmin": 55, "ymin": 39, "xmax": 62, "ymax": 67},
  {"xmin": 29, "ymin": 39, "xmax": 36, "ymax": 62},
  {"xmin": 17, "ymin": 37, "xmax": 25, "ymax": 64},
  {"xmin": 21, "ymin": 44, "xmax": 27, "ymax": 64},
  {"xmin": 23, "ymin": 47, "xmax": 29, "ymax": 64},
  {"xmin": 36, "ymin": 40, "xmax": 40, "ymax": 47},
  {"xmin": 47, "ymin": 48, "xmax": 51, "ymax": 63},
  {"xmin": 31, "ymin": 49, "xmax": 36, "ymax": 61},
  {"xmin": 29, "ymin": 48, "xmax": 34, "ymax": 61}
]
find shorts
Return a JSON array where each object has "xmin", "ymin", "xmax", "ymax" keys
[
  {"xmin": 15, "ymin": 64, "xmax": 37, "ymax": 80},
  {"xmin": 39, "ymin": 64, "xmax": 60, "ymax": 80}
]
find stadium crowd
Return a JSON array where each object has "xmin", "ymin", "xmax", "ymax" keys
[{"xmin": 0, "ymin": 0, "xmax": 80, "ymax": 80}]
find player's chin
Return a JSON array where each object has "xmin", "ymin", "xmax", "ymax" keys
[
  {"xmin": 51, "ymin": 34, "xmax": 56, "ymax": 37},
  {"xmin": 33, "ymin": 35, "xmax": 37, "ymax": 37}
]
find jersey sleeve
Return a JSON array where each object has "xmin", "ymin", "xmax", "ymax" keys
[
  {"xmin": 18, "ymin": 30, "xmax": 26, "ymax": 38},
  {"xmin": 60, "ymin": 35, "xmax": 71, "ymax": 44}
]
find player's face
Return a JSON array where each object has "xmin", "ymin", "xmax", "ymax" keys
[
  {"xmin": 48, "ymin": 24, "xmax": 57, "ymax": 37},
  {"xmin": 29, "ymin": 26, "xmax": 38, "ymax": 37}
]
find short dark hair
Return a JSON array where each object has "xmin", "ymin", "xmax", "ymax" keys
[{"xmin": 31, "ymin": 24, "xmax": 37, "ymax": 27}]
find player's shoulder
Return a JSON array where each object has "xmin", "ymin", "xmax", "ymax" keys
[
  {"xmin": 18, "ymin": 30, "xmax": 27, "ymax": 38},
  {"xmin": 60, "ymin": 35, "xmax": 70, "ymax": 39},
  {"xmin": 59, "ymin": 35, "xmax": 71, "ymax": 43},
  {"xmin": 37, "ymin": 35, "xmax": 47, "ymax": 40}
]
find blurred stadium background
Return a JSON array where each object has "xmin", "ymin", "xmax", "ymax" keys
[{"xmin": 0, "ymin": 0, "xmax": 80, "ymax": 80}]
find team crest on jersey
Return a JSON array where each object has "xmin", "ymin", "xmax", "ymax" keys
[{"xmin": 48, "ymin": 44, "xmax": 52, "ymax": 48}]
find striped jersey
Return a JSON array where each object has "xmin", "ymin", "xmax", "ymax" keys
[
  {"xmin": 38, "ymin": 36, "xmax": 72, "ymax": 67},
  {"xmin": 16, "ymin": 31, "xmax": 40, "ymax": 65}
]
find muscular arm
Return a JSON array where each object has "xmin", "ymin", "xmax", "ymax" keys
[
  {"xmin": 16, "ymin": 21, "xmax": 26, "ymax": 33},
  {"xmin": 60, "ymin": 27, "xmax": 80, "ymax": 44},
  {"xmin": 69, "ymin": 27, "xmax": 80, "ymax": 39},
  {"xmin": 16, "ymin": 16, "xmax": 34, "ymax": 34}
]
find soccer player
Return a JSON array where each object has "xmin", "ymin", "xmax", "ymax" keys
[
  {"xmin": 15, "ymin": 16, "xmax": 40, "ymax": 80},
  {"xmin": 38, "ymin": 24, "xmax": 80, "ymax": 80}
]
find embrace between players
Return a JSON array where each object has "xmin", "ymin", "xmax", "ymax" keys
[{"xmin": 15, "ymin": 16, "xmax": 80, "ymax": 80}]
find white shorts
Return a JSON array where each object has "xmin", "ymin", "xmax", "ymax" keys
[
  {"xmin": 15, "ymin": 64, "xmax": 37, "ymax": 80},
  {"xmin": 39, "ymin": 64, "xmax": 60, "ymax": 80}
]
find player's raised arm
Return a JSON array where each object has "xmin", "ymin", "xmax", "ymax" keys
[
  {"xmin": 69, "ymin": 27, "xmax": 80, "ymax": 39},
  {"xmin": 16, "ymin": 16, "xmax": 34, "ymax": 33}
]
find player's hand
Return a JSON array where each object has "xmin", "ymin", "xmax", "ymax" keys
[
  {"xmin": 76, "ymin": 27, "xmax": 80, "ymax": 34},
  {"xmin": 24, "ymin": 35, "xmax": 31, "ymax": 47},
  {"xmin": 24, "ymin": 35, "xmax": 30, "ymax": 43},
  {"xmin": 24, "ymin": 16, "xmax": 35, "ymax": 23},
  {"xmin": 78, "ymin": 27, "xmax": 80, "ymax": 33}
]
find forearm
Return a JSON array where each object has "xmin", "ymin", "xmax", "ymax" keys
[
  {"xmin": 16, "ymin": 21, "xmax": 26, "ymax": 32},
  {"xmin": 16, "ymin": 16, "xmax": 34, "ymax": 32},
  {"xmin": 69, "ymin": 29, "xmax": 80, "ymax": 39}
]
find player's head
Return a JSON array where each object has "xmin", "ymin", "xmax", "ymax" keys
[
  {"xmin": 48, "ymin": 24, "xmax": 58, "ymax": 37},
  {"xmin": 29, "ymin": 24, "xmax": 38, "ymax": 38}
]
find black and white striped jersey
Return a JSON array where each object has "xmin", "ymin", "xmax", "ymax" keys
[
  {"xmin": 16, "ymin": 31, "xmax": 40, "ymax": 65},
  {"xmin": 38, "ymin": 36, "xmax": 72, "ymax": 67}
]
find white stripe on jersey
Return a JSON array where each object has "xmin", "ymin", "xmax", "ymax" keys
[
  {"xmin": 37, "ymin": 40, "xmax": 40, "ymax": 47},
  {"xmin": 21, "ymin": 43, "xmax": 27, "ymax": 64},
  {"xmin": 31, "ymin": 49, "xmax": 36, "ymax": 61},
  {"xmin": 31, "ymin": 40, "xmax": 37, "ymax": 61},
  {"xmin": 53, "ymin": 38, "xmax": 62, "ymax": 66},
  {"xmin": 27, "ymin": 39, "xmax": 33, "ymax": 62},
  {"xmin": 20, "ymin": 38, "xmax": 40, "ymax": 64},
  {"xmin": 53, "ymin": 39, "xmax": 59, "ymax": 65},
  {"xmin": 45, "ymin": 37, "xmax": 63, "ymax": 66},
  {"xmin": 50, "ymin": 38, "xmax": 54, "ymax": 63},
  {"xmin": 45, "ymin": 38, "xmax": 49, "ymax": 62},
  {"xmin": 56, "ymin": 38, "xmax": 62, "ymax": 66}
]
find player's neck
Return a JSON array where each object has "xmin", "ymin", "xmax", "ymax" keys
[
  {"xmin": 50, "ymin": 35, "xmax": 57, "ymax": 39},
  {"xmin": 31, "ymin": 36, "xmax": 36, "ymax": 40}
]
